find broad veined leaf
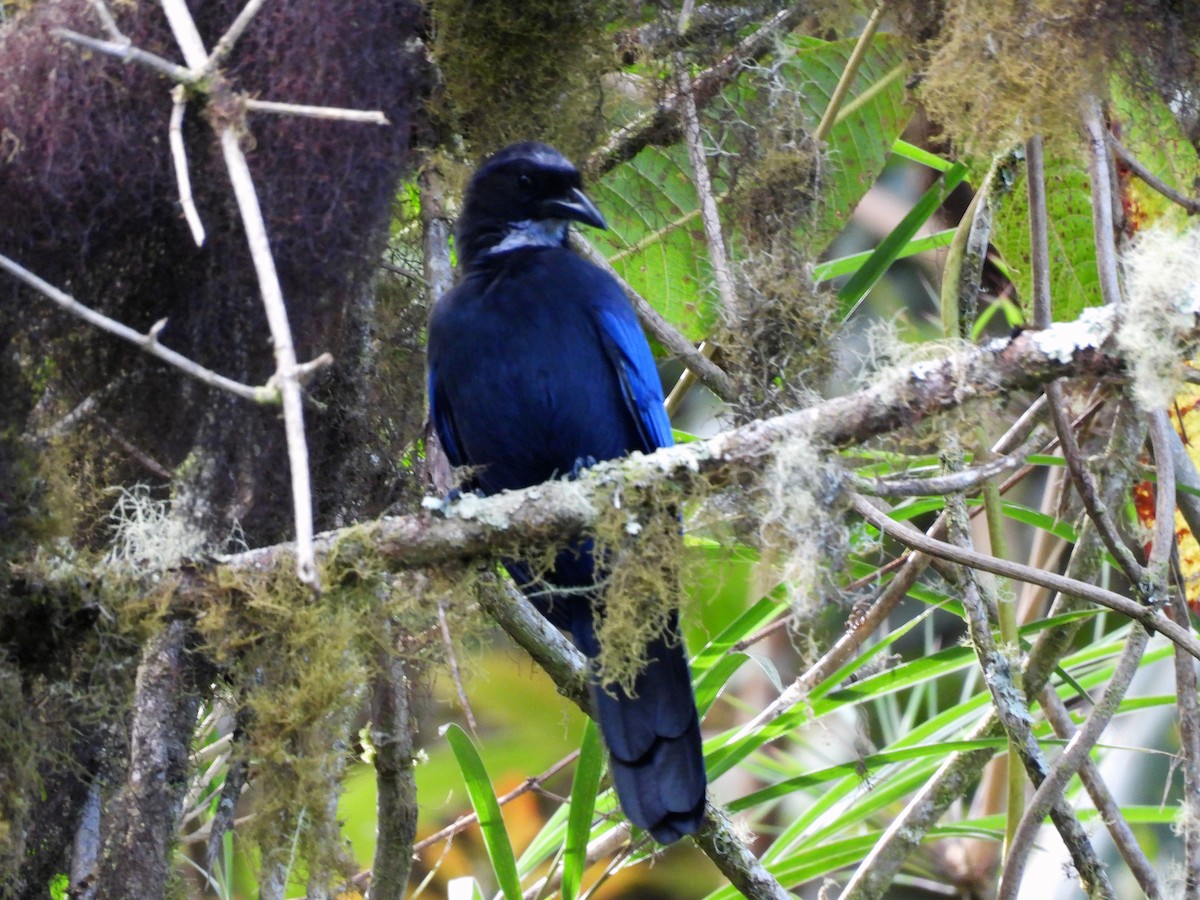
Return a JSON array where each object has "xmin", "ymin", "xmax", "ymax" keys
[
  {"xmin": 589, "ymin": 33, "xmax": 913, "ymax": 339},
  {"xmin": 1109, "ymin": 77, "xmax": 1200, "ymax": 607},
  {"xmin": 1111, "ymin": 77, "xmax": 1200, "ymax": 233},
  {"xmin": 991, "ymin": 137, "xmax": 1100, "ymax": 322}
]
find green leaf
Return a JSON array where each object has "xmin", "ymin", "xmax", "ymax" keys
[
  {"xmin": 443, "ymin": 724, "xmax": 523, "ymax": 900},
  {"xmin": 589, "ymin": 34, "xmax": 914, "ymax": 339},
  {"xmin": 590, "ymin": 144, "xmax": 715, "ymax": 339},
  {"xmin": 1000, "ymin": 499, "xmax": 1080, "ymax": 543},
  {"xmin": 813, "ymin": 228, "xmax": 956, "ymax": 282},
  {"xmin": 891, "ymin": 138, "xmax": 956, "ymax": 173},
  {"xmin": 561, "ymin": 721, "xmax": 604, "ymax": 900},
  {"xmin": 838, "ymin": 162, "xmax": 970, "ymax": 319},
  {"xmin": 1111, "ymin": 76, "xmax": 1200, "ymax": 231},
  {"xmin": 731, "ymin": 738, "xmax": 1008, "ymax": 810},
  {"xmin": 991, "ymin": 138, "xmax": 1100, "ymax": 322}
]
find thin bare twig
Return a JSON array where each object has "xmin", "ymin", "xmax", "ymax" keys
[
  {"xmin": 0, "ymin": 252, "xmax": 274, "ymax": 403},
  {"xmin": 160, "ymin": 0, "xmax": 209, "ymax": 68},
  {"xmin": 216, "ymin": 124, "xmax": 318, "ymax": 588},
  {"xmin": 92, "ymin": 416, "xmax": 173, "ymax": 479},
  {"xmin": 1108, "ymin": 134, "xmax": 1200, "ymax": 216},
  {"xmin": 849, "ymin": 493, "xmax": 1200, "ymax": 661},
  {"xmin": 675, "ymin": 54, "xmax": 740, "ymax": 323},
  {"xmin": 54, "ymin": 28, "xmax": 193, "ymax": 81},
  {"xmin": 813, "ymin": 2, "xmax": 885, "ymax": 143},
  {"xmin": 170, "ymin": 85, "xmax": 206, "ymax": 246},
  {"xmin": 1039, "ymin": 683, "xmax": 1164, "ymax": 898},
  {"xmin": 663, "ymin": 32, "xmax": 741, "ymax": 413},
  {"xmin": 202, "ymin": 0, "xmax": 269, "ymax": 74},
  {"xmin": 243, "ymin": 98, "xmax": 389, "ymax": 125},
  {"xmin": 414, "ymin": 750, "xmax": 581, "ymax": 855},
  {"xmin": 380, "ymin": 259, "xmax": 427, "ymax": 285},
  {"xmin": 437, "ymin": 600, "xmax": 477, "ymax": 734},
  {"xmin": 1044, "ymin": 383, "xmax": 1145, "ymax": 578},
  {"xmin": 86, "ymin": 0, "xmax": 124, "ymax": 40},
  {"xmin": 520, "ymin": 826, "xmax": 631, "ymax": 900},
  {"xmin": 850, "ymin": 441, "xmax": 1032, "ymax": 497}
]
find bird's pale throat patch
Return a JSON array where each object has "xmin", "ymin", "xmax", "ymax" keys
[{"xmin": 487, "ymin": 218, "xmax": 568, "ymax": 255}]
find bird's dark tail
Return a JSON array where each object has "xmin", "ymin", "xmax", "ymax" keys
[{"xmin": 571, "ymin": 609, "xmax": 707, "ymax": 843}]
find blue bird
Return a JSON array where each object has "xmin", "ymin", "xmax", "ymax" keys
[{"xmin": 426, "ymin": 142, "xmax": 707, "ymax": 843}]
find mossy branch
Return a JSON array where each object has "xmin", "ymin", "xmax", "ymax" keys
[{"xmin": 237, "ymin": 307, "xmax": 1133, "ymax": 569}]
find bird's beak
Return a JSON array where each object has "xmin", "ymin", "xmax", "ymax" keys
[{"xmin": 543, "ymin": 187, "xmax": 608, "ymax": 231}]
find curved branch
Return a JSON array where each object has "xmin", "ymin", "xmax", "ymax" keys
[{"xmin": 851, "ymin": 494, "xmax": 1200, "ymax": 662}]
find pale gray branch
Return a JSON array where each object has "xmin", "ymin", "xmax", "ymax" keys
[
  {"xmin": 203, "ymin": 0, "xmax": 269, "ymax": 74},
  {"xmin": 217, "ymin": 126, "xmax": 319, "ymax": 589},
  {"xmin": 169, "ymin": 85, "xmax": 206, "ymax": 247},
  {"xmin": 0, "ymin": 251, "xmax": 274, "ymax": 403},
  {"xmin": 243, "ymin": 98, "xmax": 389, "ymax": 125},
  {"xmin": 54, "ymin": 27, "xmax": 192, "ymax": 81}
]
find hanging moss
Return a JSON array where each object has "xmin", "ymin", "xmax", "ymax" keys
[
  {"xmin": 432, "ymin": 0, "xmax": 621, "ymax": 159},
  {"xmin": 0, "ymin": 0, "xmax": 423, "ymax": 545},
  {"xmin": 890, "ymin": 0, "xmax": 1200, "ymax": 155}
]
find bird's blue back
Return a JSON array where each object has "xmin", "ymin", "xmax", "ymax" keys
[
  {"xmin": 425, "ymin": 141, "xmax": 706, "ymax": 844},
  {"xmin": 429, "ymin": 246, "xmax": 672, "ymax": 496}
]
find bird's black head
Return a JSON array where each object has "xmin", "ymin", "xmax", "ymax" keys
[{"xmin": 456, "ymin": 142, "xmax": 607, "ymax": 268}]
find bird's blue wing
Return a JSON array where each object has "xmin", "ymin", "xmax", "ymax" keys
[
  {"xmin": 427, "ymin": 366, "xmax": 466, "ymax": 468},
  {"xmin": 594, "ymin": 298, "xmax": 673, "ymax": 452}
]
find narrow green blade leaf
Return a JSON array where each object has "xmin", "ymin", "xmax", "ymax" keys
[
  {"xmin": 813, "ymin": 228, "xmax": 956, "ymax": 282},
  {"xmin": 444, "ymin": 724, "xmax": 523, "ymax": 900},
  {"xmin": 838, "ymin": 162, "xmax": 970, "ymax": 319},
  {"xmin": 562, "ymin": 721, "xmax": 604, "ymax": 900},
  {"xmin": 891, "ymin": 138, "xmax": 956, "ymax": 172}
]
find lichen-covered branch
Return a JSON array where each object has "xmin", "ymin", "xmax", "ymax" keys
[
  {"xmin": 92, "ymin": 619, "xmax": 204, "ymax": 899},
  {"xmin": 944, "ymin": 490, "xmax": 1115, "ymax": 900},
  {"xmin": 367, "ymin": 624, "xmax": 419, "ymax": 900},
  {"xmin": 220, "ymin": 306, "xmax": 1168, "ymax": 579},
  {"xmin": 836, "ymin": 398, "xmax": 1151, "ymax": 899}
]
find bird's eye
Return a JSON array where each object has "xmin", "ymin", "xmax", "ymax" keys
[{"xmin": 516, "ymin": 173, "xmax": 533, "ymax": 189}]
